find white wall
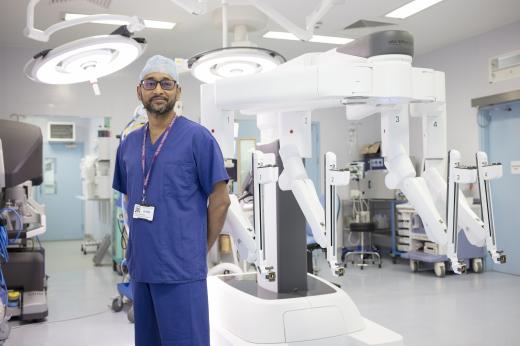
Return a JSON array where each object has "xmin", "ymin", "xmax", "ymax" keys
[{"xmin": 413, "ymin": 20, "xmax": 520, "ymax": 164}]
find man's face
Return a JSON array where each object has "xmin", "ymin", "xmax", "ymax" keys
[{"xmin": 137, "ymin": 72, "xmax": 180, "ymax": 117}]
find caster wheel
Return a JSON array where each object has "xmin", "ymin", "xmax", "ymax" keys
[
  {"xmin": 409, "ymin": 260, "xmax": 419, "ymax": 273},
  {"xmin": 360, "ymin": 266, "xmax": 364, "ymax": 270},
  {"xmin": 392, "ymin": 258, "xmax": 397, "ymax": 264},
  {"xmin": 127, "ymin": 305, "xmax": 135, "ymax": 323},
  {"xmin": 434, "ymin": 262, "xmax": 446, "ymax": 277},
  {"xmin": 111, "ymin": 297, "xmax": 124, "ymax": 312},
  {"xmin": 378, "ymin": 263, "xmax": 382, "ymax": 268},
  {"xmin": 471, "ymin": 258, "xmax": 483, "ymax": 273}
]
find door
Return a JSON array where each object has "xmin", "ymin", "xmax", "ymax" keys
[
  {"xmin": 480, "ymin": 100, "xmax": 520, "ymax": 275},
  {"xmin": 37, "ymin": 142, "xmax": 85, "ymax": 240}
]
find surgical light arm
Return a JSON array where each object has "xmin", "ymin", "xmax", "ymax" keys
[
  {"xmin": 170, "ymin": 0, "xmax": 344, "ymax": 41},
  {"xmin": 168, "ymin": 0, "xmax": 208, "ymax": 15},
  {"xmin": 24, "ymin": 0, "xmax": 145, "ymax": 42}
]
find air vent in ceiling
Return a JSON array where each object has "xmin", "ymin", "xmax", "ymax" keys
[
  {"xmin": 489, "ymin": 49, "xmax": 520, "ymax": 83},
  {"xmin": 343, "ymin": 20, "xmax": 395, "ymax": 30}
]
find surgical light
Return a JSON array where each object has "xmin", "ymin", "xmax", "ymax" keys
[
  {"xmin": 263, "ymin": 31, "xmax": 354, "ymax": 45},
  {"xmin": 64, "ymin": 13, "xmax": 176, "ymax": 30},
  {"xmin": 23, "ymin": 0, "xmax": 147, "ymax": 95},
  {"xmin": 188, "ymin": 47, "xmax": 285, "ymax": 84},
  {"xmin": 24, "ymin": 35, "xmax": 145, "ymax": 85},
  {"xmin": 385, "ymin": 0, "xmax": 446, "ymax": 19},
  {"xmin": 187, "ymin": 4, "xmax": 286, "ymax": 84}
]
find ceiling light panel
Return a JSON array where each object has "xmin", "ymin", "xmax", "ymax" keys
[
  {"xmin": 385, "ymin": 0, "xmax": 445, "ymax": 19},
  {"xmin": 310, "ymin": 35, "xmax": 354, "ymax": 45},
  {"xmin": 263, "ymin": 31, "xmax": 353, "ymax": 45},
  {"xmin": 64, "ymin": 13, "xmax": 176, "ymax": 29}
]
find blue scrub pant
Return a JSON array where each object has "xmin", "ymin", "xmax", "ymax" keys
[{"xmin": 132, "ymin": 280, "xmax": 210, "ymax": 346}]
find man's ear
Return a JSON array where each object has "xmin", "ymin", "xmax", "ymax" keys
[{"xmin": 136, "ymin": 85, "xmax": 143, "ymax": 102}]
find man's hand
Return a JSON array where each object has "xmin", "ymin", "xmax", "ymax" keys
[{"xmin": 207, "ymin": 181, "xmax": 231, "ymax": 251}]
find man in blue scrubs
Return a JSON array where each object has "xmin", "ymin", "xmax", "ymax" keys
[{"xmin": 113, "ymin": 55, "xmax": 231, "ymax": 346}]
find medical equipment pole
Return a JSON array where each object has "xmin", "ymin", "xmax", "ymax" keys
[{"xmin": 0, "ymin": 140, "xmax": 5, "ymax": 189}]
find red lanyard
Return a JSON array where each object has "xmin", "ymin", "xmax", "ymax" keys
[{"xmin": 140, "ymin": 116, "xmax": 177, "ymax": 204}]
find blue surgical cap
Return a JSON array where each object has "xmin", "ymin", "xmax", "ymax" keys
[{"xmin": 139, "ymin": 55, "xmax": 178, "ymax": 81}]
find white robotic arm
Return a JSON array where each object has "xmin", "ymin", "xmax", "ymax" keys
[
  {"xmin": 475, "ymin": 152, "xmax": 506, "ymax": 264},
  {"xmin": 222, "ymin": 194, "xmax": 257, "ymax": 264},
  {"xmin": 252, "ymin": 150, "xmax": 280, "ymax": 289},
  {"xmin": 279, "ymin": 145, "xmax": 349, "ymax": 276},
  {"xmin": 278, "ymin": 145, "xmax": 326, "ymax": 246},
  {"xmin": 423, "ymin": 167, "xmax": 486, "ymax": 247}
]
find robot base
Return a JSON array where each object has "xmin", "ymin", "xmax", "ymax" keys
[{"xmin": 208, "ymin": 273, "xmax": 402, "ymax": 346}]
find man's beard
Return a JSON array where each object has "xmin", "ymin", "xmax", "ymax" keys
[{"xmin": 143, "ymin": 96, "xmax": 176, "ymax": 117}]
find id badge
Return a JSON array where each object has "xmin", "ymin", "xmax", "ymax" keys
[{"xmin": 133, "ymin": 203, "xmax": 155, "ymax": 221}]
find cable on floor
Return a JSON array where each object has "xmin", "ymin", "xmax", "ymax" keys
[{"xmin": 10, "ymin": 309, "xmax": 113, "ymax": 330}]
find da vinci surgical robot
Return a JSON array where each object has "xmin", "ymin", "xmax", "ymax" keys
[{"xmin": 201, "ymin": 30, "xmax": 503, "ymax": 345}]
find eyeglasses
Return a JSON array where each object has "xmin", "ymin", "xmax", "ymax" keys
[{"xmin": 140, "ymin": 79, "xmax": 177, "ymax": 90}]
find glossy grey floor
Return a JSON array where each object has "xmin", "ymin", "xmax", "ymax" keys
[{"xmin": 7, "ymin": 241, "xmax": 520, "ymax": 346}]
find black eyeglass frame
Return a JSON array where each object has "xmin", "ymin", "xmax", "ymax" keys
[{"xmin": 140, "ymin": 79, "xmax": 178, "ymax": 91}]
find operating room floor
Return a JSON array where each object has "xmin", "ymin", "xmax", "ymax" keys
[
  {"xmin": 7, "ymin": 241, "xmax": 134, "ymax": 346},
  {"xmin": 6, "ymin": 241, "xmax": 520, "ymax": 346}
]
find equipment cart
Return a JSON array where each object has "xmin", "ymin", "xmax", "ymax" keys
[
  {"xmin": 111, "ymin": 266, "xmax": 134, "ymax": 323},
  {"xmin": 402, "ymin": 229, "xmax": 485, "ymax": 277}
]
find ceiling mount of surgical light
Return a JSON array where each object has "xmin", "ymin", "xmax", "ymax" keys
[
  {"xmin": 171, "ymin": 0, "xmax": 349, "ymax": 83},
  {"xmin": 23, "ymin": 0, "xmax": 147, "ymax": 95}
]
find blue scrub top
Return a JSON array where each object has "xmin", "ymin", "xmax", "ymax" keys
[{"xmin": 113, "ymin": 116, "xmax": 229, "ymax": 283}]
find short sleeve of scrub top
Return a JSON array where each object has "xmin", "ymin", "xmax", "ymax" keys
[
  {"xmin": 113, "ymin": 141, "xmax": 127, "ymax": 195},
  {"xmin": 193, "ymin": 128, "xmax": 230, "ymax": 197}
]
